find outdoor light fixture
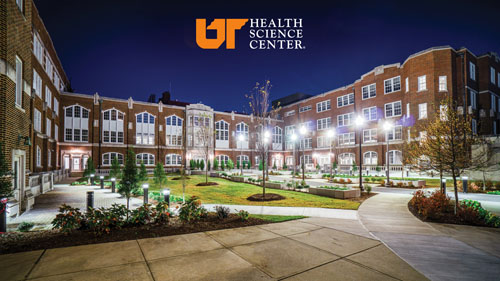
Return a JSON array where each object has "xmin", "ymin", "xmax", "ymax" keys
[
  {"xmin": 355, "ymin": 115, "xmax": 365, "ymax": 191},
  {"xmin": 299, "ymin": 126, "xmax": 307, "ymax": 135},
  {"xmin": 100, "ymin": 176, "xmax": 104, "ymax": 189},
  {"xmin": 383, "ymin": 121, "xmax": 394, "ymax": 187},
  {"xmin": 163, "ymin": 188, "xmax": 171, "ymax": 207},
  {"xmin": 441, "ymin": 178, "xmax": 447, "ymax": 194},
  {"xmin": 111, "ymin": 178, "xmax": 116, "ymax": 193},
  {"xmin": 462, "ymin": 176, "xmax": 469, "ymax": 193},
  {"xmin": 355, "ymin": 115, "xmax": 365, "ymax": 127},
  {"xmin": 17, "ymin": 135, "xmax": 32, "ymax": 146},
  {"xmin": 327, "ymin": 129, "xmax": 336, "ymax": 181},
  {"xmin": 291, "ymin": 133, "xmax": 297, "ymax": 141},
  {"xmin": 142, "ymin": 183, "xmax": 149, "ymax": 204},
  {"xmin": 90, "ymin": 174, "xmax": 95, "ymax": 186}
]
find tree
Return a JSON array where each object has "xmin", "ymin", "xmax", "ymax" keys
[
  {"xmin": 283, "ymin": 162, "xmax": 288, "ymax": 170},
  {"xmin": 248, "ymin": 158, "xmax": 252, "ymax": 169},
  {"xmin": 153, "ymin": 162, "xmax": 166, "ymax": 189},
  {"xmin": 109, "ymin": 156, "xmax": 122, "ymax": 180},
  {"xmin": 195, "ymin": 112, "xmax": 214, "ymax": 184},
  {"xmin": 83, "ymin": 157, "xmax": 96, "ymax": 178},
  {"xmin": 138, "ymin": 161, "xmax": 148, "ymax": 182},
  {"xmin": 247, "ymin": 80, "xmax": 281, "ymax": 199},
  {"xmin": 190, "ymin": 159, "xmax": 194, "ymax": 170},
  {"xmin": 236, "ymin": 159, "xmax": 240, "ymax": 169},
  {"xmin": 220, "ymin": 160, "xmax": 225, "ymax": 171},
  {"xmin": 207, "ymin": 160, "xmax": 211, "ymax": 171},
  {"xmin": 196, "ymin": 159, "xmax": 200, "ymax": 170},
  {"xmin": 213, "ymin": 158, "xmax": 219, "ymax": 170},
  {"xmin": 258, "ymin": 161, "xmax": 263, "ymax": 171},
  {"xmin": 352, "ymin": 161, "xmax": 358, "ymax": 173},
  {"xmin": 331, "ymin": 161, "xmax": 338, "ymax": 180},
  {"xmin": 119, "ymin": 150, "xmax": 139, "ymax": 212},
  {"xmin": 273, "ymin": 161, "xmax": 277, "ymax": 170},
  {"xmin": 406, "ymin": 97, "xmax": 484, "ymax": 213},
  {"xmin": 0, "ymin": 143, "xmax": 13, "ymax": 199},
  {"xmin": 470, "ymin": 136, "xmax": 495, "ymax": 190},
  {"xmin": 200, "ymin": 159, "xmax": 205, "ymax": 171}
]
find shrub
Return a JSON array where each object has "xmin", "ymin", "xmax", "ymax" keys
[
  {"xmin": 17, "ymin": 222, "xmax": 34, "ymax": 232},
  {"xmin": 339, "ymin": 178, "xmax": 345, "ymax": 184},
  {"xmin": 215, "ymin": 206, "xmax": 230, "ymax": 219},
  {"xmin": 409, "ymin": 190, "xmax": 451, "ymax": 220},
  {"xmin": 179, "ymin": 196, "xmax": 207, "ymax": 223},
  {"xmin": 366, "ymin": 186, "xmax": 372, "ymax": 194},
  {"xmin": 346, "ymin": 179, "xmax": 352, "ymax": 184},
  {"xmin": 397, "ymin": 182, "xmax": 404, "ymax": 188},
  {"xmin": 152, "ymin": 201, "xmax": 170, "ymax": 224},
  {"xmin": 51, "ymin": 204, "xmax": 85, "ymax": 234},
  {"xmin": 461, "ymin": 200, "xmax": 500, "ymax": 227},
  {"xmin": 485, "ymin": 181, "xmax": 493, "ymax": 189},
  {"xmin": 487, "ymin": 190, "xmax": 500, "ymax": 195},
  {"xmin": 237, "ymin": 209, "xmax": 249, "ymax": 221},
  {"xmin": 128, "ymin": 204, "xmax": 154, "ymax": 225},
  {"xmin": 495, "ymin": 182, "xmax": 500, "ymax": 190}
]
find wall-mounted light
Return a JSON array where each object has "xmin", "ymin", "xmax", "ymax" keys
[{"xmin": 18, "ymin": 135, "xmax": 32, "ymax": 146}]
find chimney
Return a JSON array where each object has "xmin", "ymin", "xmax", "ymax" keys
[{"xmin": 160, "ymin": 91, "xmax": 171, "ymax": 104}]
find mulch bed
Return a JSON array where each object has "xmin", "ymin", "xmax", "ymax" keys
[
  {"xmin": 171, "ymin": 176, "xmax": 191, "ymax": 180},
  {"xmin": 407, "ymin": 202, "xmax": 490, "ymax": 227},
  {"xmin": 196, "ymin": 182, "xmax": 219, "ymax": 186},
  {"xmin": 247, "ymin": 193, "xmax": 286, "ymax": 201},
  {"xmin": 0, "ymin": 214, "xmax": 272, "ymax": 255}
]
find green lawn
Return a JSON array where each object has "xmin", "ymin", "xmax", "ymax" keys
[
  {"xmin": 250, "ymin": 215, "xmax": 307, "ymax": 222},
  {"xmin": 143, "ymin": 175, "xmax": 359, "ymax": 210}
]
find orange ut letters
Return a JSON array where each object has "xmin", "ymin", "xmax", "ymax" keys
[{"xmin": 196, "ymin": 19, "xmax": 248, "ymax": 49}]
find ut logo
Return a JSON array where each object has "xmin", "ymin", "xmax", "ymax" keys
[{"xmin": 196, "ymin": 19, "xmax": 248, "ymax": 49}]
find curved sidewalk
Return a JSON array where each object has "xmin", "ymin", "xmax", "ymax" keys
[{"xmin": 359, "ymin": 193, "xmax": 500, "ymax": 281}]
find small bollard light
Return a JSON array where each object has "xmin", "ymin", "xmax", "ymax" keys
[
  {"xmin": 441, "ymin": 178, "xmax": 447, "ymax": 193},
  {"xmin": 163, "ymin": 188, "xmax": 171, "ymax": 208},
  {"xmin": 111, "ymin": 178, "xmax": 116, "ymax": 193},
  {"xmin": 86, "ymin": 191, "xmax": 94, "ymax": 212},
  {"xmin": 366, "ymin": 169, "xmax": 369, "ymax": 176},
  {"xmin": 100, "ymin": 176, "xmax": 104, "ymax": 189},
  {"xmin": 462, "ymin": 176, "xmax": 468, "ymax": 193},
  {"xmin": 90, "ymin": 174, "xmax": 95, "ymax": 186},
  {"xmin": 142, "ymin": 183, "xmax": 149, "ymax": 204}
]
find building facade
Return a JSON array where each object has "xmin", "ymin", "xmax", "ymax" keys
[{"xmin": 1, "ymin": 0, "xmax": 500, "ymax": 218}]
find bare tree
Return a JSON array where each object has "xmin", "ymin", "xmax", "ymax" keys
[
  {"xmin": 246, "ymin": 80, "xmax": 280, "ymax": 199},
  {"xmin": 195, "ymin": 112, "xmax": 214, "ymax": 184},
  {"xmin": 471, "ymin": 136, "xmax": 494, "ymax": 190}
]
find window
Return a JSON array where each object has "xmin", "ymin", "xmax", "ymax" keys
[
  {"xmin": 45, "ymin": 86, "xmax": 52, "ymax": 109},
  {"xmin": 362, "ymin": 83, "xmax": 376, "ymax": 99},
  {"xmin": 45, "ymin": 58, "xmax": 53, "ymax": 80},
  {"xmin": 388, "ymin": 150, "xmax": 402, "ymax": 165},
  {"xmin": 439, "ymin": 76, "xmax": 447, "ymax": 91},
  {"xmin": 285, "ymin": 110, "xmax": 295, "ymax": 117},
  {"xmin": 299, "ymin": 105, "xmax": 311, "ymax": 113},
  {"xmin": 102, "ymin": 109, "xmax": 124, "ymax": 143},
  {"xmin": 384, "ymin": 76, "xmax": 401, "ymax": 94},
  {"xmin": 387, "ymin": 125, "xmax": 402, "ymax": 141},
  {"xmin": 364, "ymin": 151, "xmax": 377, "ymax": 165},
  {"xmin": 470, "ymin": 90, "xmax": 478, "ymax": 109},
  {"xmin": 136, "ymin": 112, "xmax": 155, "ymax": 145},
  {"xmin": 338, "ymin": 132, "xmax": 355, "ymax": 146},
  {"xmin": 300, "ymin": 138, "xmax": 312, "ymax": 149},
  {"xmin": 300, "ymin": 155, "xmax": 312, "ymax": 165},
  {"xmin": 316, "ymin": 117, "xmax": 331, "ymax": 130},
  {"xmin": 406, "ymin": 103, "xmax": 410, "ymax": 117},
  {"xmin": 492, "ymin": 95, "xmax": 497, "ymax": 112},
  {"xmin": 15, "ymin": 56, "xmax": 23, "ymax": 107},
  {"xmin": 34, "ymin": 109, "xmax": 42, "ymax": 132},
  {"xmin": 418, "ymin": 103, "xmax": 427, "ymax": 119},
  {"xmin": 417, "ymin": 75, "xmax": 427, "ymax": 91},
  {"xmin": 36, "ymin": 146, "xmax": 41, "ymax": 167},
  {"xmin": 102, "ymin": 153, "xmax": 124, "ymax": 166},
  {"xmin": 216, "ymin": 155, "xmax": 230, "ymax": 165},
  {"xmin": 337, "ymin": 93, "xmax": 354, "ymax": 107},
  {"xmin": 16, "ymin": 0, "xmax": 23, "ymax": 12},
  {"xmin": 33, "ymin": 33, "xmax": 43, "ymax": 62},
  {"xmin": 405, "ymin": 77, "xmax": 409, "ymax": 92},
  {"xmin": 491, "ymin": 67, "xmax": 496, "ymax": 84},
  {"xmin": 54, "ymin": 124, "xmax": 59, "ymax": 141},
  {"xmin": 48, "ymin": 150, "xmax": 51, "ymax": 167},
  {"xmin": 285, "ymin": 125, "xmax": 295, "ymax": 136},
  {"xmin": 53, "ymin": 98, "xmax": 59, "ymax": 116},
  {"xmin": 236, "ymin": 122, "xmax": 249, "ymax": 139},
  {"xmin": 215, "ymin": 120, "xmax": 229, "ymax": 141},
  {"xmin": 363, "ymin": 129, "xmax": 377, "ymax": 143},
  {"xmin": 64, "ymin": 105, "xmax": 89, "ymax": 142},
  {"xmin": 166, "ymin": 154, "xmax": 182, "ymax": 165},
  {"xmin": 236, "ymin": 155, "xmax": 249, "ymax": 165},
  {"xmin": 385, "ymin": 101, "xmax": 402, "ymax": 118},
  {"xmin": 316, "ymin": 100, "xmax": 331, "ymax": 112},
  {"xmin": 137, "ymin": 153, "xmax": 155, "ymax": 165},
  {"xmin": 317, "ymin": 136, "xmax": 329, "ymax": 148},
  {"xmin": 339, "ymin": 153, "xmax": 354, "ymax": 165},
  {"xmin": 440, "ymin": 105, "xmax": 448, "ymax": 121},
  {"xmin": 472, "ymin": 119, "xmax": 477, "ymax": 134},
  {"xmin": 470, "ymin": 62, "xmax": 476, "ymax": 81},
  {"xmin": 337, "ymin": 112, "xmax": 354, "ymax": 127},
  {"xmin": 272, "ymin": 126, "xmax": 282, "ymax": 144},
  {"xmin": 166, "ymin": 115, "xmax": 183, "ymax": 146},
  {"xmin": 362, "ymin": 107, "xmax": 377, "ymax": 121},
  {"xmin": 46, "ymin": 118, "xmax": 51, "ymax": 138},
  {"xmin": 33, "ymin": 69, "xmax": 42, "ymax": 97}
]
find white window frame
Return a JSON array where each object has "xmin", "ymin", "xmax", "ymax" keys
[
  {"xmin": 339, "ymin": 153, "xmax": 355, "ymax": 165},
  {"xmin": 337, "ymin": 112, "xmax": 354, "ymax": 127},
  {"xmin": 166, "ymin": 115, "xmax": 183, "ymax": 146},
  {"xmin": 316, "ymin": 117, "xmax": 331, "ymax": 130},
  {"xmin": 236, "ymin": 122, "xmax": 249, "ymax": 139},
  {"xmin": 439, "ymin": 76, "xmax": 447, "ymax": 92},
  {"xmin": 418, "ymin": 103, "xmax": 428, "ymax": 119},
  {"xmin": 166, "ymin": 154, "xmax": 182, "ymax": 166},
  {"xmin": 388, "ymin": 150, "xmax": 402, "ymax": 165},
  {"xmin": 136, "ymin": 153, "xmax": 155, "ymax": 166},
  {"xmin": 284, "ymin": 110, "xmax": 295, "ymax": 117},
  {"xmin": 338, "ymin": 132, "xmax": 355, "ymax": 146},
  {"xmin": 53, "ymin": 98, "xmax": 59, "ymax": 116},
  {"xmin": 387, "ymin": 125, "xmax": 402, "ymax": 141},
  {"xmin": 470, "ymin": 62, "xmax": 476, "ymax": 81},
  {"xmin": 34, "ymin": 108, "xmax": 42, "ymax": 132},
  {"xmin": 417, "ymin": 75, "xmax": 427, "ymax": 91},
  {"xmin": 33, "ymin": 69, "xmax": 42, "ymax": 97},
  {"xmin": 103, "ymin": 109, "xmax": 124, "ymax": 144},
  {"xmin": 36, "ymin": 146, "xmax": 41, "ymax": 167},
  {"xmin": 405, "ymin": 77, "xmax": 409, "ymax": 92},
  {"xmin": 491, "ymin": 67, "xmax": 496, "ymax": 84},
  {"xmin": 45, "ymin": 86, "xmax": 52, "ymax": 109},
  {"xmin": 363, "ymin": 128, "xmax": 377, "ymax": 143},
  {"xmin": 337, "ymin": 93, "xmax": 354, "ymax": 108},
  {"xmin": 15, "ymin": 56, "xmax": 23, "ymax": 107},
  {"xmin": 215, "ymin": 120, "xmax": 229, "ymax": 141},
  {"xmin": 299, "ymin": 105, "xmax": 312, "ymax": 113},
  {"xmin": 54, "ymin": 124, "xmax": 59, "ymax": 141},
  {"xmin": 364, "ymin": 151, "xmax": 378, "ymax": 165},
  {"xmin": 46, "ymin": 118, "xmax": 51, "ymax": 138},
  {"xmin": 272, "ymin": 126, "xmax": 282, "ymax": 144},
  {"xmin": 300, "ymin": 138, "xmax": 312, "ymax": 149},
  {"xmin": 64, "ymin": 105, "xmax": 90, "ymax": 142},
  {"xmin": 362, "ymin": 106, "xmax": 377, "ymax": 121},
  {"xmin": 470, "ymin": 90, "xmax": 478, "ymax": 110},
  {"xmin": 362, "ymin": 83, "xmax": 376, "ymax": 100},
  {"xmin": 316, "ymin": 100, "xmax": 331, "ymax": 113},
  {"xmin": 135, "ymin": 112, "xmax": 155, "ymax": 145},
  {"xmin": 384, "ymin": 101, "xmax": 402, "ymax": 118},
  {"xmin": 102, "ymin": 152, "xmax": 124, "ymax": 166},
  {"xmin": 384, "ymin": 76, "xmax": 401, "ymax": 94},
  {"xmin": 216, "ymin": 155, "xmax": 230, "ymax": 165}
]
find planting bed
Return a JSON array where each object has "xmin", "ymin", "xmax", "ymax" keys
[{"xmin": 247, "ymin": 193, "xmax": 286, "ymax": 201}]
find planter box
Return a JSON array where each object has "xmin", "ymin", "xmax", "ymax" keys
[
  {"xmin": 414, "ymin": 180, "xmax": 426, "ymax": 187},
  {"xmin": 264, "ymin": 182, "xmax": 283, "ymax": 189},
  {"xmin": 190, "ymin": 170, "xmax": 205, "ymax": 175},
  {"xmin": 231, "ymin": 176, "xmax": 245, "ymax": 182},
  {"xmin": 308, "ymin": 187, "xmax": 360, "ymax": 199}
]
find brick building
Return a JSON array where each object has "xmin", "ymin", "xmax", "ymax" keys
[{"xmin": 1, "ymin": 0, "xmax": 500, "ymax": 218}]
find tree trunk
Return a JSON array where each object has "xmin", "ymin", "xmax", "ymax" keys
[
  {"xmin": 262, "ymin": 162, "xmax": 266, "ymax": 199},
  {"xmin": 452, "ymin": 171, "xmax": 458, "ymax": 215},
  {"xmin": 482, "ymin": 170, "xmax": 486, "ymax": 191}
]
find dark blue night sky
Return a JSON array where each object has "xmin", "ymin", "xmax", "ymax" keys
[{"xmin": 35, "ymin": 0, "xmax": 500, "ymax": 112}]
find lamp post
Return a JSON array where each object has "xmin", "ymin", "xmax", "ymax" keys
[
  {"xmin": 383, "ymin": 121, "xmax": 394, "ymax": 187},
  {"xmin": 100, "ymin": 175, "xmax": 104, "ymax": 189},
  {"xmin": 90, "ymin": 173, "xmax": 95, "ymax": 186},
  {"xmin": 238, "ymin": 134, "xmax": 245, "ymax": 175},
  {"xmin": 299, "ymin": 126, "xmax": 307, "ymax": 182},
  {"xmin": 111, "ymin": 177, "xmax": 116, "ymax": 193},
  {"xmin": 142, "ymin": 183, "xmax": 149, "ymax": 204},
  {"xmin": 291, "ymin": 133, "xmax": 298, "ymax": 177},
  {"xmin": 327, "ymin": 129, "xmax": 336, "ymax": 181},
  {"xmin": 355, "ymin": 115, "xmax": 365, "ymax": 191},
  {"xmin": 263, "ymin": 130, "xmax": 271, "ymax": 180},
  {"xmin": 462, "ymin": 176, "xmax": 468, "ymax": 194},
  {"xmin": 163, "ymin": 188, "xmax": 171, "ymax": 207}
]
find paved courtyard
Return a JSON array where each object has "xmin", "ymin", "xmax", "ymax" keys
[{"xmin": 1, "ymin": 217, "xmax": 427, "ymax": 281}]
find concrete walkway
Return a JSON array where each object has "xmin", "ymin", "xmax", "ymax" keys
[
  {"xmin": 1, "ymin": 218, "xmax": 428, "ymax": 281},
  {"xmin": 358, "ymin": 193, "xmax": 500, "ymax": 281},
  {"xmin": 203, "ymin": 204, "xmax": 358, "ymax": 220}
]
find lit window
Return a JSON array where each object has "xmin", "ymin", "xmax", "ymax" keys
[
  {"xmin": 417, "ymin": 75, "xmax": 427, "ymax": 91},
  {"xmin": 405, "ymin": 77, "xmax": 409, "ymax": 92},
  {"xmin": 166, "ymin": 115, "xmax": 183, "ymax": 146},
  {"xmin": 363, "ymin": 129, "xmax": 377, "ymax": 143},
  {"xmin": 136, "ymin": 112, "xmax": 155, "ymax": 145},
  {"xmin": 64, "ymin": 105, "xmax": 89, "ymax": 142},
  {"xmin": 385, "ymin": 101, "xmax": 402, "ymax": 118},
  {"xmin": 364, "ymin": 151, "xmax": 377, "ymax": 165},
  {"xmin": 36, "ymin": 146, "xmax": 41, "ymax": 167},
  {"xmin": 15, "ymin": 56, "xmax": 23, "ymax": 107},
  {"xmin": 316, "ymin": 100, "xmax": 331, "ymax": 112},
  {"xmin": 166, "ymin": 154, "xmax": 182, "ymax": 165},
  {"xmin": 362, "ymin": 107, "xmax": 377, "ymax": 121},
  {"xmin": 362, "ymin": 84, "xmax": 376, "ymax": 99},
  {"xmin": 215, "ymin": 120, "xmax": 229, "ymax": 141},
  {"xmin": 337, "ymin": 93, "xmax": 354, "ymax": 107},
  {"xmin": 470, "ymin": 62, "xmax": 476, "ymax": 81},
  {"xmin": 136, "ymin": 153, "xmax": 155, "ymax": 165},
  {"xmin": 418, "ymin": 103, "xmax": 427, "ymax": 119},
  {"xmin": 439, "ymin": 76, "xmax": 447, "ymax": 91},
  {"xmin": 316, "ymin": 117, "xmax": 331, "ymax": 130},
  {"xmin": 102, "ymin": 153, "xmax": 124, "ymax": 166}
]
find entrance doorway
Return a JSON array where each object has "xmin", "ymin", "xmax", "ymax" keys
[{"xmin": 73, "ymin": 157, "xmax": 81, "ymax": 171}]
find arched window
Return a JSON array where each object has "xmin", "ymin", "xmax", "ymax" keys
[
  {"xmin": 136, "ymin": 153, "xmax": 155, "ymax": 165},
  {"xmin": 64, "ymin": 105, "xmax": 90, "ymax": 142},
  {"xmin": 165, "ymin": 115, "xmax": 183, "ymax": 146},
  {"xmin": 216, "ymin": 155, "xmax": 229, "ymax": 165},
  {"xmin": 136, "ymin": 112, "xmax": 155, "ymax": 145},
  {"xmin": 236, "ymin": 122, "xmax": 249, "ymax": 139},
  {"xmin": 339, "ymin": 153, "xmax": 355, "ymax": 165},
  {"xmin": 102, "ymin": 152, "xmax": 124, "ymax": 166},
  {"xmin": 102, "ymin": 108, "xmax": 124, "ymax": 143},
  {"xmin": 272, "ymin": 126, "xmax": 282, "ymax": 144},
  {"xmin": 36, "ymin": 146, "xmax": 41, "ymax": 167},
  {"xmin": 166, "ymin": 154, "xmax": 182, "ymax": 166},
  {"xmin": 388, "ymin": 150, "xmax": 402, "ymax": 165},
  {"xmin": 215, "ymin": 120, "xmax": 229, "ymax": 141},
  {"xmin": 236, "ymin": 155, "xmax": 249, "ymax": 164},
  {"xmin": 364, "ymin": 151, "xmax": 378, "ymax": 165}
]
